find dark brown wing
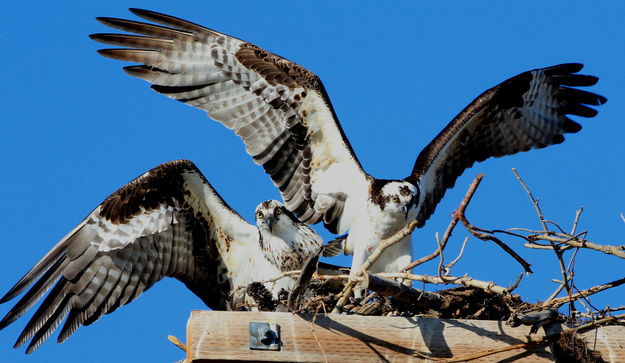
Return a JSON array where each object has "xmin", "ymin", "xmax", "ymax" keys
[
  {"xmin": 407, "ymin": 63, "xmax": 606, "ymax": 227},
  {"xmin": 0, "ymin": 160, "xmax": 257, "ymax": 353},
  {"xmin": 90, "ymin": 9, "xmax": 369, "ymax": 234}
]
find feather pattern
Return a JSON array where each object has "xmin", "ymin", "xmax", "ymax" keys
[
  {"xmin": 407, "ymin": 63, "xmax": 606, "ymax": 227},
  {"xmin": 0, "ymin": 160, "xmax": 270, "ymax": 353},
  {"xmin": 91, "ymin": 9, "xmax": 368, "ymax": 234},
  {"xmin": 90, "ymin": 9, "xmax": 606, "ymax": 285}
]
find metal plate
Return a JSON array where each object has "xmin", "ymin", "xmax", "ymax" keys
[{"xmin": 249, "ymin": 322, "xmax": 281, "ymax": 351}]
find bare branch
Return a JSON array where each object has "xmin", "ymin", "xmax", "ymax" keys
[
  {"xmin": 458, "ymin": 213, "xmax": 533, "ymax": 273},
  {"xmin": 532, "ymin": 234, "xmax": 625, "ymax": 259},
  {"xmin": 507, "ymin": 272, "xmax": 525, "ymax": 293},
  {"xmin": 167, "ymin": 335, "xmax": 187, "ymax": 352},
  {"xmin": 332, "ymin": 221, "xmax": 419, "ymax": 313},
  {"xmin": 376, "ymin": 273, "xmax": 512, "ymax": 295},
  {"xmin": 402, "ymin": 174, "xmax": 485, "ymax": 272},
  {"xmin": 571, "ymin": 208, "xmax": 583, "ymax": 235},
  {"xmin": 444, "ymin": 236, "xmax": 469, "ymax": 274},
  {"xmin": 541, "ymin": 276, "xmax": 625, "ymax": 309},
  {"xmin": 512, "ymin": 168, "xmax": 576, "ymax": 316},
  {"xmin": 512, "ymin": 168, "xmax": 548, "ymax": 231}
]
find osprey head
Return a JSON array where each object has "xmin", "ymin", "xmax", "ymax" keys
[
  {"xmin": 370, "ymin": 180, "xmax": 418, "ymax": 221},
  {"xmin": 255, "ymin": 200, "xmax": 293, "ymax": 234}
]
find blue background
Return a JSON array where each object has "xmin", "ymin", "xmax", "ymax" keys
[{"xmin": 1, "ymin": 2, "xmax": 623, "ymax": 362}]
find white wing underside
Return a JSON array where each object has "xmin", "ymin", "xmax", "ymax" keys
[
  {"xmin": 0, "ymin": 160, "xmax": 276, "ymax": 353},
  {"xmin": 92, "ymin": 9, "xmax": 369, "ymax": 234}
]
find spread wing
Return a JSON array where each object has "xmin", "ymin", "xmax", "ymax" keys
[
  {"xmin": 0, "ymin": 160, "xmax": 258, "ymax": 353},
  {"xmin": 407, "ymin": 63, "xmax": 606, "ymax": 227},
  {"xmin": 90, "ymin": 8, "xmax": 368, "ymax": 234}
]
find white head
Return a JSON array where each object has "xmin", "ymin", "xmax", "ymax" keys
[
  {"xmin": 255, "ymin": 200, "xmax": 296, "ymax": 237},
  {"xmin": 369, "ymin": 180, "xmax": 419, "ymax": 222},
  {"xmin": 254, "ymin": 199, "xmax": 322, "ymax": 272}
]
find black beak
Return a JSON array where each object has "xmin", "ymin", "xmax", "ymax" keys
[{"xmin": 265, "ymin": 216, "xmax": 276, "ymax": 232}]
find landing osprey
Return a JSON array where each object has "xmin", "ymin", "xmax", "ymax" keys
[
  {"xmin": 91, "ymin": 9, "xmax": 606, "ymax": 278},
  {"xmin": 0, "ymin": 160, "xmax": 323, "ymax": 353}
]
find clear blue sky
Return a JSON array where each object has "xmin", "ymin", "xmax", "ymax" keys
[{"xmin": 1, "ymin": 2, "xmax": 623, "ymax": 362}]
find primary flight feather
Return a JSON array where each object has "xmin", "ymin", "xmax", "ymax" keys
[
  {"xmin": 0, "ymin": 160, "xmax": 324, "ymax": 353},
  {"xmin": 91, "ymin": 8, "xmax": 606, "ymax": 282}
]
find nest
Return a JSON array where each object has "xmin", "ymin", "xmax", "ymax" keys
[{"xmin": 245, "ymin": 279, "xmax": 608, "ymax": 362}]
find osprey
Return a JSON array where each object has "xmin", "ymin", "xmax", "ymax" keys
[
  {"xmin": 0, "ymin": 160, "xmax": 324, "ymax": 353},
  {"xmin": 91, "ymin": 9, "xmax": 606, "ymax": 280}
]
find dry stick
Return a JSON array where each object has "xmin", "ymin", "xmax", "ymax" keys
[
  {"xmin": 512, "ymin": 168, "xmax": 575, "ymax": 317},
  {"xmin": 532, "ymin": 234, "xmax": 625, "ymax": 259},
  {"xmin": 363, "ymin": 273, "xmax": 445, "ymax": 306},
  {"xmin": 546, "ymin": 283, "xmax": 566, "ymax": 302},
  {"xmin": 402, "ymin": 174, "xmax": 485, "ymax": 272},
  {"xmin": 376, "ymin": 273, "xmax": 511, "ymax": 295},
  {"xmin": 571, "ymin": 208, "xmax": 583, "ymax": 235},
  {"xmin": 315, "ymin": 272, "xmax": 512, "ymax": 295},
  {"xmin": 512, "ymin": 168, "xmax": 548, "ymax": 231},
  {"xmin": 573, "ymin": 313, "xmax": 625, "ymax": 331},
  {"xmin": 507, "ymin": 272, "xmax": 525, "ymax": 293},
  {"xmin": 457, "ymin": 213, "xmax": 533, "ymax": 273},
  {"xmin": 541, "ymin": 276, "xmax": 625, "ymax": 309},
  {"xmin": 445, "ymin": 236, "xmax": 469, "ymax": 273},
  {"xmin": 436, "ymin": 235, "xmax": 449, "ymax": 282},
  {"xmin": 167, "ymin": 335, "xmax": 187, "ymax": 352},
  {"xmin": 438, "ymin": 313, "xmax": 625, "ymax": 363},
  {"xmin": 229, "ymin": 270, "xmax": 302, "ymax": 298},
  {"xmin": 401, "ymin": 247, "xmax": 441, "ymax": 271},
  {"xmin": 331, "ymin": 221, "xmax": 419, "ymax": 313}
]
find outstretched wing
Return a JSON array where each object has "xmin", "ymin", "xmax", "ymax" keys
[
  {"xmin": 0, "ymin": 160, "xmax": 257, "ymax": 353},
  {"xmin": 91, "ymin": 8, "xmax": 368, "ymax": 234},
  {"xmin": 407, "ymin": 63, "xmax": 606, "ymax": 227}
]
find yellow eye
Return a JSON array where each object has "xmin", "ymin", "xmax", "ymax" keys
[
  {"xmin": 256, "ymin": 211, "xmax": 264, "ymax": 219},
  {"xmin": 275, "ymin": 208, "xmax": 282, "ymax": 215},
  {"xmin": 391, "ymin": 196, "xmax": 400, "ymax": 203}
]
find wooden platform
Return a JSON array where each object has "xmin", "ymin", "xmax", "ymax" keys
[{"xmin": 185, "ymin": 311, "xmax": 624, "ymax": 362}]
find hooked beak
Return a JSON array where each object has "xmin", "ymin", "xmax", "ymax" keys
[
  {"xmin": 400, "ymin": 205, "xmax": 408, "ymax": 219},
  {"xmin": 265, "ymin": 216, "xmax": 276, "ymax": 232}
]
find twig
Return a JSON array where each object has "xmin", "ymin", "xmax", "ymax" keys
[
  {"xmin": 363, "ymin": 273, "xmax": 445, "ymax": 306},
  {"xmin": 532, "ymin": 234, "xmax": 625, "ymax": 259},
  {"xmin": 436, "ymin": 235, "xmax": 449, "ymax": 282},
  {"xmin": 444, "ymin": 236, "xmax": 469, "ymax": 274},
  {"xmin": 439, "ymin": 340, "xmax": 545, "ymax": 362},
  {"xmin": 597, "ymin": 305, "xmax": 625, "ymax": 314},
  {"xmin": 230, "ymin": 270, "xmax": 301, "ymax": 296},
  {"xmin": 458, "ymin": 214, "xmax": 533, "ymax": 273},
  {"xmin": 376, "ymin": 273, "xmax": 511, "ymax": 295},
  {"xmin": 317, "ymin": 272, "xmax": 512, "ymax": 295},
  {"xmin": 541, "ymin": 276, "xmax": 625, "ymax": 309},
  {"xmin": 402, "ymin": 174, "xmax": 485, "ymax": 272},
  {"xmin": 309, "ymin": 314, "xmax": 329, "ymax": 363},
  {"xmin": 167, "ymin": 335, "xmax": 186, "ymax": 352},
  {"xmin": 512, "ymin": 168, "xmax": 575, "ymax": 316},
  {"xmin": 439, "ymin": 313, "xmax": 625, "ymax": 362},
  {"xmin": 571, "ymin": 208, "xmax": 583, "ymax": 235},
  {"xmin": 332, "ymin": 221, "xmax": 419, "ymax": 313},
  {"xmin": 546, "ymin": 283, "xmax": 566, "ymax": 303},
  {"xmin": 401, "ymin": 247, "xmax": 440, "ymax": 271},
  {"xmin": 512, "ymin": 168, "xmax": 548, "ymax": 231},
  {"xmin": 573, "ymin": 313, "xmax": 625, "ymax": 332},
  {"xmin": 507, "ymin": 272, "xmax": 525, "ymax": 293}
]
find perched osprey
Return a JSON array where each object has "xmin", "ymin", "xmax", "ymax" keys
[
  {"xmin": 0, "ymin": 160, "xmax": 324, "ymax": 353},
  {"xmin": 91, "ymin": 9, "xmax": 606, "ymax": 279}
]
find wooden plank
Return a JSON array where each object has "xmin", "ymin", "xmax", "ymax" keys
[{"xmin": 186, "ymin": 311, "xmax": 625, "ymax": 362}]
